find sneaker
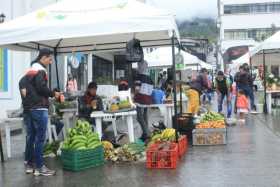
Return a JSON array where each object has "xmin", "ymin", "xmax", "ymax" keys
[
  {"xmin": 34, "ymin": 165, "xmax": 56, "ymax": 176},
  {"xmin": 250, "ymin": 110, "xmax": 259, "ymax": 114},
  {"xmin": 25, "ymin": 164, "xmax": 34, "ymax": 174}
]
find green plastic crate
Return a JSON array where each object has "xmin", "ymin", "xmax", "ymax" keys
[{"xmin": 61, "ymin": 146, "xmax": 104, "ymax": 171}]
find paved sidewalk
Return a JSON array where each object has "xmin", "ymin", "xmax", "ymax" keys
[{"xmin": 1, "ymin": 113, "xmax": 280, "ymax": 187}]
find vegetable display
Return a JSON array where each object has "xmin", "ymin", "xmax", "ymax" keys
[
  {"xmin": 200, "ymin": 112, "xmax": 224, "ymax": 123},
  {"xmin": 197, "ymin": 111, "xmax": 226, "ymax": 129}
]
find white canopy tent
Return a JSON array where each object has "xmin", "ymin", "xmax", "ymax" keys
[
  {"xmin": 0, "ymin": 0, "xmax": 179, "ymax": 53},
  {"xmin": 142, "ymin": 47, "xmax": 212, "ymax": 70},
  {"xmin": 228, "ymin": 52, "xmax": 250, "ymax": 74},
  {"xmin": 0, "ymin": 0, "xmax": 184, "ymax": 127},
  {"xmin": 0, "ymin": 0, "xmax": 180, "ymax": 90}
]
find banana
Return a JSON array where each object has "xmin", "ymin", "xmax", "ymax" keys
[
  {"xmin": 72, "ymin": 135, "xmax": 87, "ymax": 142},
  {"xmin": 71, "ymin": 142, "xmax": 86, "ymax": 149}
]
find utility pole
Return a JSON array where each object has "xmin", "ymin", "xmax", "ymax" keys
[{"xmin": 217, "ymin": 0, "xmax": 224, "ymax": 72}]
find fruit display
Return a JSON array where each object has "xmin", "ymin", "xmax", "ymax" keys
[
  {"xmin": 192, "ymin": 128, "xmax": 226, "ymax": 145},
  {"xmin": 149, "ymin": 128, "xmax": 177, "ymax": 145},
  {"xmin": 196, "ymin": 120, "xmax": 225, "ymax": 129},
  {"xmin": 103, "ymin": 142, "xmax": 145, "ymax": 162},
  {"xmin": 110, "ymin": 104, "xmax": 119, "ymax": 112},
  {"xmin": 118, "ymin": 100, "xmax": 131, "ymax": 109},
  {"xmin": 197, "ymin": 111, "xmax": 226, "ymax": 129},
  {"xmin": 62, "ymin": 120, "xmax": 101, "ymax": 150},
  {"xmin": 200, "ymin": 111, "xmax": 224, "ymax": 123},
  {"xmin": 108, "ymin": 96, "xmax": 132, "ymax": 112}
]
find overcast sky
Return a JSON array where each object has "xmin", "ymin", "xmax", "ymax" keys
[{"xmin": 147, "ymin": 0, "xmax": 218, "ymax": 20}]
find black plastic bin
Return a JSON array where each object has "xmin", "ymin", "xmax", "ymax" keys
[{"xmin": 173, "ymin": 114, "xmax": 195, "ymax": 145}]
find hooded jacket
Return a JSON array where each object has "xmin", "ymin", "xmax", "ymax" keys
[{"xmin": 19, "ymin": 62, "xmax": 54, "ymax": 111}]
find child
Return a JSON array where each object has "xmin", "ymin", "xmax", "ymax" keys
[{"xmin": 236, "ymin": 89, "xmax": 249, "ymax": 124}]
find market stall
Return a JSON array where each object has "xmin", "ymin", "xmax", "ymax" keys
[
  {"xmin": 250, "ymin": 30, "xmax": 280, "ymax": 114},
  {"xmin": 0, "ymin": 0, "xmax": 185, "ymax": 167}
]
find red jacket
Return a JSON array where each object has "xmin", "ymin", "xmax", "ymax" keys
[{"xmin": 236, "ymin": 95, "xmax": 249, "ymax": 109}]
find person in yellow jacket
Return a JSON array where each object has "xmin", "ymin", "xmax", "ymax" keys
[{"xmin": 186, "ymin": 68, "xmax": 209, "ymax": 115}]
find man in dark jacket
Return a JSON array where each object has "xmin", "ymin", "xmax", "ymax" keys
[
  {"xmin": 19, "ymin": 48, "xmax": 60, "ymax": 176},
  {"xmin": 78, "ymin": 81, "xmax": 103, "ymax": 125},
  {"xmin": 234, "ymin": 64, "xmax": 256, "ymax": 111}
]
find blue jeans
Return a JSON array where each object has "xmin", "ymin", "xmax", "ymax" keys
[
  {"xmin": 218, "ymin": 93, "xmax": 232, "ymax": 118},
  {"xmin": 23, "ymin": 112, "xmax": 33, "ymax": 164},
  {"xmin": 25, "ymin": 110, "xmax": 48, "ymax": 169}
]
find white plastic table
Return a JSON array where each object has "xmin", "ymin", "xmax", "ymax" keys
[
  {"xmin": 91, "ymin": 110, "xmax": 137, "ymax": 142},
  {"xmin": 135, "ymin": 103, "xmax": 174, "ymax": 128},
  {"xmin": 266, "ymin": 90, "xmax": 280, "ymax": 114},
  {"xmin": 0, "ymin": 118, "xmax": 23, "ymax": 158}
]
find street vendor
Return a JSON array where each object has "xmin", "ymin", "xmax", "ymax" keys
[
  {"xmin": 78, "ymin": 81, "xmax": 103, "ymax": 126},
  {"xmin": 133, "ymin": 60, "xmax": 154, "ymax": 141},
  {"xmin": 186, "ymin": 68, "xmax": 209, "ymax": 115}
]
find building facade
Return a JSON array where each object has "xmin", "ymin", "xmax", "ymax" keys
[
  {"xmin": 221, "ymin": 0, "xmax": 280, "ymax": 42},
  {"xmin": 218, "ymin": 0, "xmax": 280, "ymax": 70}
]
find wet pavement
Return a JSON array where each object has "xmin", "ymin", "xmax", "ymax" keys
[{"xmin": 1, "ymin": 111, "xmax": 280, "ymax": 186}]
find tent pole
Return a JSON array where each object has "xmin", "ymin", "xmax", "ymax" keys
[
  {"xmin": 49, "ymin": 64, "xmax": 52, "ymax": 89},
  {"xmin": 54, "ymin": 48, "xmax": 60, "ymax": 90},
  {"xmin": 180, "ymin": 71, "xmax": 183, "ymax": 114},
  {"xmin": 249, "ymin": 56, "xmax": 253, "ymax": 77},
  {"xmin": 263, "ymin": 50, "xmax": 267, "ymax": 114},
  {"xmin": 171, "ymin": 30, "xmax": 178, "ymax": 142}
]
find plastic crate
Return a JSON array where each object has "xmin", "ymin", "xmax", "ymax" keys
[
  {"xmin": 192, "ymin": 128, "xmax": 227, "ymax": 146},
  {"xmin": 61, "ymin": 146, "xmax": 104, "ymax": 171},
  {"xmin": 146, "ymin": 142, "xmax": 178, "ymax": 169},
  {"xmin": 177, "ymin": 135, "xmax": 188, "ymax": 157}
]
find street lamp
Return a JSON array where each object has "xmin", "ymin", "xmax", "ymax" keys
[{"xmin": 0, "ymin": 13, "xmax": 6, "ymax": 23}]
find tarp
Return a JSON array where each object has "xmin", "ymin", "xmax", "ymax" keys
[
  {"xmin": 0, "ymin": 0, "xmax": 179, "ymax": 53},
  {"xmin": 251, "ymin": 30, "xmax": 280, "ymax": 56},
  {"xmin": 143, "ymin": 47, "xmax": 212, "ymax": 70}
]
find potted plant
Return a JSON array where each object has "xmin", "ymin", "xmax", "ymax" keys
[
  {"xmin": 272, "ymin": 77, "xmax": 278, "ymax": 90},
  {"xmin": 266, "ymin": 73, "xmax": 275, "ymax": 89}
]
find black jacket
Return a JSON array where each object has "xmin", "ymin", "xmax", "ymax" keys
[
  {"xmin": 78, "ymin": 93, "xmax": 103, "ymax": 120},
  {"xmin": 190, "ymin": 74, "xmax": 208, "ymax": 94},
  {"xmin": 19, "ymin": 63, "xmax": 54, "ymax": 111}
]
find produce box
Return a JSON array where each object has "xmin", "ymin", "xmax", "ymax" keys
[
  {"xmin": 192, "ymin": 128, "xmax": 226, "ymax": 146},
  {"xmin": 146, "ymin": 142, "xmax": 178, "ymax": 169},
  {"xmin": 177, "ymin": 135, "xmax": 188, "ymax": 158},
  {"xmin": 61, "ymin": 146, "xmax": 104, "ymax": 171}
]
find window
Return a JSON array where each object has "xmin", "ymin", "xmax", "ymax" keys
[
  {"xmin": 225, "ymin": 28, "xmax": 278, "ymax": 41},
  {"xmin": 92, "ymin": 55, "xmax": 113, "ymax": 84},
  {"xmin": 224, "ymin": 30, "xmax": 247, "ymax": 40},
  {"xmin": 0, "ymin": 48, "xmax": 8, "ymax": 92},
  {"xmin": 224, "ymin": 3, "xmax": 280, "ymax": 14}
]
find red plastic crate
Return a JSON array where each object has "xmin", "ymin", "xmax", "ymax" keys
[
  {"xmin": 177, "ymin": 135, "xmax": 188, "ymax": 158},
  {"xmin": 146, "ymin": 142, "xmax": 178, "ymax": 169}
]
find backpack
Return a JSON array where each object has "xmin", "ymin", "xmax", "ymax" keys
[{"xmin": 125, "ymin": 38, "xmax": 144, "ymax": 63}]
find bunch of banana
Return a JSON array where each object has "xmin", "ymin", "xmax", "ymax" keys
[
  {"xmin": 161, "ymin": 128, "xmax": 176, "ymax": 141},
  {"xmin": 102, "ymin": 141, "xmax": 114, "ymax": 150},
  {"xmin": 62, "ymin": 119, "xmax": 101, "ymax": 150}
]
